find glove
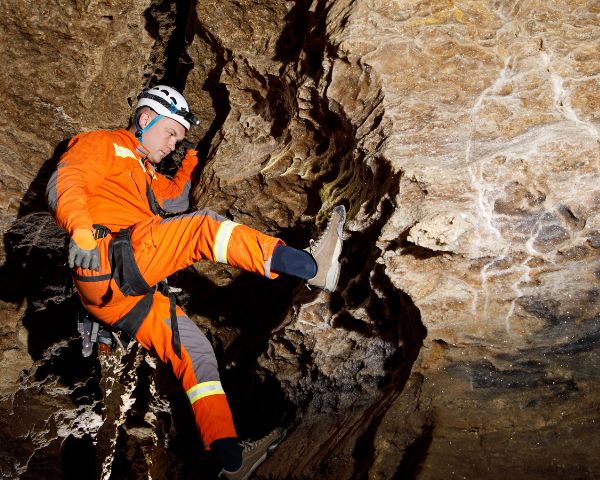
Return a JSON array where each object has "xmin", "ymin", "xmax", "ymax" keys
[
  {"xmin": 181, "ymin": 139, "xmax": 198, "ymax": 152},
  {"xmin": 69, "ymin": 229, "xmax": 100, "ymax": 271}
]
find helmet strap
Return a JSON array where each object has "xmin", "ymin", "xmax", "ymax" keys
[{"xmin": 135, "ymin": 111, "xmax": 163, "ymax": 142}]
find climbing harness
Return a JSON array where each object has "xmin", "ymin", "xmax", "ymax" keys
[{"xmin": 67, "ymin": 219, "xmax": 183, "ymax": 359}]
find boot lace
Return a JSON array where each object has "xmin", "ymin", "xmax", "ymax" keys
[
  {"xmin": 309, "ymin": 212, "xmax": 337, "ymax": 253},
  {"xmin": 239, "ymin": 438, "xmax": 259, "ymax": 451}
]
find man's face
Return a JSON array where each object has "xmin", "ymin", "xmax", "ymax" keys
[{"xmin": 139, "ymin": 111, "xmax": 186, "ymax": 164}]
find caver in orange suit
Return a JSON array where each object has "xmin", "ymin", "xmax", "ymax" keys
[{"xmin": 46, "ymin": 128, "xmax": 283, "ymax": 448}]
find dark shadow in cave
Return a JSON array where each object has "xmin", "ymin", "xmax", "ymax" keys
[
  {"xmin": 146, "ymin": 0, "xmax": 233, "ymax": 163},
  {"xmin": 274, "ymin": 0, "xmax": 332, "ymax": 81},
  {"xmin": 342, "ymin": 194, "xmax": 427, "ymax": 478},
  {"xmin": 190, "ymin": 24, "xmax": 231, "ymax": 161},
  {"xmin": 61, "ymin": 434, "xmax": 98, "ymax": 480},
  {"xmin": 393, "ymin": 424, "xmax": 434, "ymax": 480},
  {"xmin": 142, "ymin": 0, "xmax": 196, "ymax": 89},
  {"xmin": 348, "ymin": 256, "xmax": 427, "ymax": 479},
  {"xmin": 274, "ymin": 0, "xmax": 312, "ymax": 63}
]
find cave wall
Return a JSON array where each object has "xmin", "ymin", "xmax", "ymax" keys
[{"xmin": 1, "ymin": 0, "xmax": 599, "ymax": 479}]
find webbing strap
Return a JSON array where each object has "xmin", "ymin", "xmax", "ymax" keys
[
  {"xmin": 73, "ymin": 273, "xmax": 112, "ymax": 282},
  {"xmin": 111, "ymin": 287, "xmax": 181, "ymax": 359},
  {"xmin": 113, "ymin": 291, "xmax": 154, "ymax": 338},
  {"xmin": 135, "ymin": 112, "xmax": 163, "ymax": 141},
  {"xmin": 109, "ymin": 229, "xmax": 153, "ymax": 297},
  {"xmin": 170, "ymin": 294, "xmax": 180, "ymax": 357}
]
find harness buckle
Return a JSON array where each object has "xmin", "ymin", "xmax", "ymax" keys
[{"xmin": 93, "ymin": 224, "xmax": 112, "ymax": 240}]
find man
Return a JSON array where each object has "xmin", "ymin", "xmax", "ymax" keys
[{"xmin": 46, "ymin": 85, "xmax": 345, "ymax": 479}]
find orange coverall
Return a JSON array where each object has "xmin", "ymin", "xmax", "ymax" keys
[{"xmin": 46, "ymin": 129, "xmax": 283, "ymax": 447}]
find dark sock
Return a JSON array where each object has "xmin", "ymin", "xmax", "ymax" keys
[
  {"xmin": 271, "ymin": 245, "xmax": 317, "ymax": 280},
  {"xmin": 210, "ymin": 437, "xmax": 243, "ymax": 472}
]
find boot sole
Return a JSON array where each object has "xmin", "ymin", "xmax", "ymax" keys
[
  {"xmin": 324, "ymin": 238, "xmax": 342, "ymax": 292},
  {"xmin": 324, "ymin": 206, "xmax": 346, "ymax": 292},
  {"xmin": 307, "ymin": 205, "xmax": 346, "ymax": 292}
]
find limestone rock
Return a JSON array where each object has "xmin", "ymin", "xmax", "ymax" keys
[{"xmin": 1, "ymin": 1, "xmax": 600, "ymax": 479}]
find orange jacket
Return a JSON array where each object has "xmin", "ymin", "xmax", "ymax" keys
[{"xmin": 47, "ymin": 129, "xmax": 198, "ymax": 234}]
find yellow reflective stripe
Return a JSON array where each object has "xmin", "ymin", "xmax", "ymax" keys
[
  {"xmin": 113, "ymin": 143, "xmax": 137, "ymax": 159},
  {"xmin": 213, "ymin": 220, "xmax": 239, "ymax": 264},
  {"xmin": 186, "ymin": 381, "xmax": 225, "ymax": 404}
]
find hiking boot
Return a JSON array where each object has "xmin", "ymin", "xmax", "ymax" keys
[
  {"xmin": 305, "ymin": 205, "xmax": 346, "ymax": 292},
  {"xmin": 219, "ymin": 428, "xmax": 286, "ymax": 480}
]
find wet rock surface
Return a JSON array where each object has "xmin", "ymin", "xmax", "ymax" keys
[{"xmin": 1, "ymin": 1, "xmax": 600, "ymax": 479}]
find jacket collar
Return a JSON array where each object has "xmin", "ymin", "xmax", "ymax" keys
[
  {"xmin": 116, "ymin": 129, "xmax": 156, "ymax": 177},
  {"xmin": 118, "ymin": 129, "xmax": 150, "ymax": 159}
]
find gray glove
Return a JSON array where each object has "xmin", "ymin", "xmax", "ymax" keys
[{"xmin": 68, "ymin": 229, "xmax": 100, "ymax": 271}]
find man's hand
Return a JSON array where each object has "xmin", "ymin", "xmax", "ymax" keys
[
  {"xmin": 69, "ymin": 229, "xmax": 100, "ymax": 271},
  {"xmin": 181, "ymin": 139, "xmax": 197, "ymax": 152}
]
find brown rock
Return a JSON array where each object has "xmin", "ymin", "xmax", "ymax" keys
[{"xmin": 1, "ymin": 1, "xmax": 600, "ymax": 479}]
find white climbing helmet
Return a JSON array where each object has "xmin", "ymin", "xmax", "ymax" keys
[{"xmin": 135, "ymin": 85, "xmax": 199, "ymax": 130}]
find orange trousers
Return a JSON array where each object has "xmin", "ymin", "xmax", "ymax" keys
[{"xmin": 73, "ymin": 209, "xmax": 283, "ymax": 447}]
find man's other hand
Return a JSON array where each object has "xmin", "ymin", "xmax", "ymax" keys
[
  {"xmin": 69, "ymin": 229, "xmax": 100, "ymax": 271},
  {"xmin": 181, "ymin": 139, "xmax": 197, "ymax": 152}
]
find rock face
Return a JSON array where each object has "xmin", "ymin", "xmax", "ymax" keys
[{"xmin": 1, "ymin": 1, "xmax": 599, "ymax": 479}]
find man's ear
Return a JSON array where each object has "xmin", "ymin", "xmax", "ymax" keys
[{"xmin": 137, "ymin": 110, "xmax": 151, "ymax": 129}]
